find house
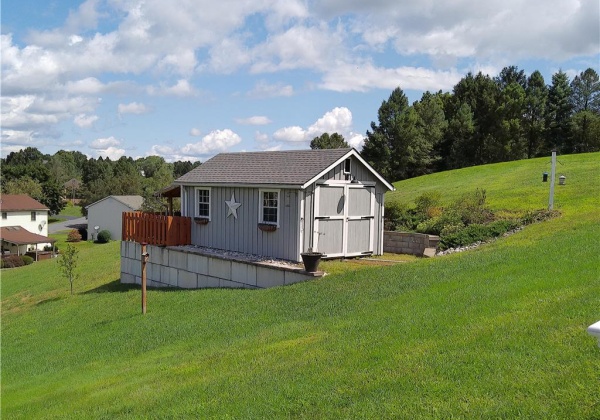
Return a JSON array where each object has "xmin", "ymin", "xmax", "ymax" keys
[
  {"xmin": 0, "ymin": 194, "xmax": 55, "ymax": 256},
  {"xmin": 86, "ymin": 195, "xmax": 144, "ymax": 241},
  {"xmin": 175, "ymin": 148, "xmax": 394, "ymax": 262}
]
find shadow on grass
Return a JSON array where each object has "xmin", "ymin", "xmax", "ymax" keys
[
  {"xmin": 84, "ymin": 279, "xmax": 139, "ymax": 294},
  {"xmin": 36, "ymin": 296, "xmax": 63, "ymax": 306}
]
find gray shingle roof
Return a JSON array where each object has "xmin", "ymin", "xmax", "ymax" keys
[{"xmin": 176, "ymin": 148, "xmax": 353, "ymax": 186}]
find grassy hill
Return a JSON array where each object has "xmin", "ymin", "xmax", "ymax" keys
[{"xmin": 2, "ymin": 153, "xmax": 599, "ymax": 419}]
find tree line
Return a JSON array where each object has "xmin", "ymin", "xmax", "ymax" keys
[
  {"xmin": 312, "ymin": 66, "xmax": 599, "ymax": 182},
  {"xmin": 0, "ymin": 148, "xmax": 200, "ymax": 215}
]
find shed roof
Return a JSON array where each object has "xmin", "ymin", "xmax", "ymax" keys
[
  {"xmin": 175, "ymin": 148, "xmax": 394, "ymax": 190},
  {"xmin": 0, "ymin": 226, "xmax": 56, "ymax": 245},
  {"xmin": 0, "ymin": 195, "xmax": 49, "ymax": 212},
  {"xmin": 85, "ymin": 195, "xmax": 144, "ymax": 210}
]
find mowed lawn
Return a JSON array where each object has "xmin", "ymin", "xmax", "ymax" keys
[{"xmin": 2, "ymin": 153, "xmax": 599, "ymax": 419}]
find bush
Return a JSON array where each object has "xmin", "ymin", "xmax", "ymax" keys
[
  {"xmin": 21, "ymin": 255, "xmax": 34, "ymax": 265},
  {"xmin": 96, "ymin": 230, "xmax": 111, "ymax": 243},
  {"xmin": 77, "ymin": 226, "xmax": 88, "ymax": 241},
  {"xmin": 44, "ymin": 244, "xmax": 58, "ymax": 252},
  {"xmin": 1, "ymin": 255, "xmax": 25, "ymax": 269},
  {"xmin": 67, "ymin": 229, "xmax": 82, "ymax": 242},
  {"xmin": 439, "ymin": 220, "xmax": 520, "ymax": 250},
  {"xmin": 450, "ymin": 189, "xmax": 493, "ymax": 225},
  {"xmin": 414, "ymin": 191, "xmax": 442, "ymax": 220},
  {"xmin": 521, "ymin": 209, "xmax": 560, "ymax": 225}
]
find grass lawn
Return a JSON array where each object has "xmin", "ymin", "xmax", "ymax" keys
[{"xmin": 2, "ymin": 153, "xmax": 599, "ymax": 418}]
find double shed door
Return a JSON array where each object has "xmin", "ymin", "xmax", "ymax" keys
[{"xmin": 314, "ymin": 183, "xmax": 375, "ymax": 257}]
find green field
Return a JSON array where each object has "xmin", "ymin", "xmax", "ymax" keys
[{"xmin": 2, "ymin": 153, "xmax": 599, "ymax": 418}]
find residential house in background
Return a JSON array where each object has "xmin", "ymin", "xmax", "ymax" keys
[
  {"xmin": 86, "ymin": 195, "xmax": 144, "ymax": 241},
  {"xmin": 0, "ymin": 194, "xmax": 55, "ymax": 256},
  {"xmin": 175, "ymin": 148, "xmax": 395, "ymax": 262}
]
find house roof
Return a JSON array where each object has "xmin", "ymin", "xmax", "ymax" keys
[
  {"xmin": 175, "ymin": 148, "xmax": 394, "ymax": 190},
  {"xmin": 0, "ymin": 226, "xmax": 56, "ymax": 245},
  {"xmin": 85, "ymin": 195, "xmax": 144, "ymax": 210},
  {"xmin": 0, "ymin": 195, "xmax": 49, "ymax": 212}
]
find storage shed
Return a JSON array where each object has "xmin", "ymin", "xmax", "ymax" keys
[
  {"xmin": 86, "ymin": 195, "xmax": 144, "ymax": 241},
  {"xmin": 176, "ymin": 148, "xmax": 394, "ymax": 262}
]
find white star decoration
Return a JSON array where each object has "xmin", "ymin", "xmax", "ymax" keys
[{"xmin": 225, "ymin": 193, "xmax": 242, "ymax": 219}]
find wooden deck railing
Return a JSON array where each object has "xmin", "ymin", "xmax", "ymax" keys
[{"xmin": 122, "ymin": 212, "xmax": 191, "ymax": 246}]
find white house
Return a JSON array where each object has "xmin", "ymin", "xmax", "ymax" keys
[
  {"xmin": 0, "ymin": 194, "xmax": 55, "ymax": 255},
  {"xmin": 86, "ymin": 195, "xmax": 144, "ymax": 241}
]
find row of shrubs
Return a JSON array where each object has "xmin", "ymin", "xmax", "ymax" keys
[
  {"xmin": 67, "ymin": 228, "xmax": 111, "ymax": 243},
  {"xmin": 385, "ymin": 190, "xmax": 558, "ymax": 250},
  {"xmin": 1, "ymin": 255, "xmax": 34, "ymax": 269}
]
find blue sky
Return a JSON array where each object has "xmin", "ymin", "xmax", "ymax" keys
[{"xmin": 2, "ymin": 0, "xmax": 599, "ymax": 162}]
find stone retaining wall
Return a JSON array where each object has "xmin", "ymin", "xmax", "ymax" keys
[
  {"xmin": 383, "ymin": 231, "xmax": 440, "ymax": 256},
  {"xmin": 120, "ymin": 242, "xmax": 321, "ymax": 289}
]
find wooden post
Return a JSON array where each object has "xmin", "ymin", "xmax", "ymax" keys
[
  {"xmin": 549, "ymin": 150, "xmax": 557, "ymax": 210},
  {"xmin": 141, "ymin": 242, "xmax": 148, "ymax": 314}
]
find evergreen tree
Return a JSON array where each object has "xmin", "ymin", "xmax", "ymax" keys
[
  {"xmin": 570, "ymin": 68, "xmax": 600, "ymax": 152},
  {"xmin": 524, "ymin": 71, "xmax": 548, "ymax": 158},
  {"xmin": 495, "ymin": 82, "xmax": 527, "ymax": 161},
  {"xmin": 310, "ymin": 133, "xmax": 349, "ymax": 149},
  {"xmin": 545, "ymin": 70, "xmax": 573, "ymax": 153}
]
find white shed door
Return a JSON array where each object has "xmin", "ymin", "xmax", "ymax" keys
[{"xmin": 314, "ymin": 184, "xmax": 374, "ymax": 257}]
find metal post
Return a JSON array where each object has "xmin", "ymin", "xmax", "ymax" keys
[
  {"xmin": 548, "ymin": 150, "xmax": 556, "ymax": 210},
  {"xmin": 141, "ymin": 242, "xmax": 148, "ymax": 314}
]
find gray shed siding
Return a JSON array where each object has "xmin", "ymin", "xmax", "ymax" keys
[
  {"xmin": 300, "ymin": 156, "xmax": 387, "ymax": 255},
  {"xmin": 183, "ymin": 186, "xmax": 300, "ymax": 261}
]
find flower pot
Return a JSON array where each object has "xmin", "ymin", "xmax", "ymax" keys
[
  {"xmin": 194, "ymin": 217, "xmax": 209, "ymax": 225},
  {"xmin": 258, "ymin": 223, "xmax": 277, "ymax": 232},
  {"xmin": 301, "ymin": 252, "xmax": 322, "ymax": 273}
]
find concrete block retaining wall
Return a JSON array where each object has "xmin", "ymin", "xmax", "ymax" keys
[
  {"xmin": 383, "ymin": 231, "xmax": 440, "ymax": 256},
  {"xmin": 120, "ymin": 242, "xmax": 320, "ymax": 289}
]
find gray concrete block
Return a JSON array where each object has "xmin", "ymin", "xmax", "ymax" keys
[
  {"xmin": 231, "ymin": 261, "xmax": 249, "ymax": 284},
  {"xmin": 256, "ymin": 266, "xmax": 285, "ymax": 288},
  {"xmin": 209, "ymin": 258, "xmax": 231, "ymax": 280},
  {"xmin": 423, "ymin": 247, "xmax": 436, "ymax": 258},
  {"xmin": 121, "ymin": 272, "xmax": 135, "ymax": 284},
  {"xmin": 151, "ymin": 246, "xmax": 169, "ymax": 266},
  {"xmin": 187, "ymin": 253, "xmax": 209, "ymax": 275},
  {"xmin": 219, "ymin": 279, "xmax": 245, "ymax": 288},
  {"xmin": 284, "ymin": 270, "xmax": 310, "ymax": 285},
  {"xmin": 178, "ymin": 271, "xmax": 198, "ymax": 288},
  {"xmin": 169, "ymin": 250, "xmax": 188, "ymax": 270},
  {"xmin": 161, "ymin": 266, "xmax": 178, "ymax": 286},
  {"xmin": 198, "ymin": 274, "xmax": 220, "ymax": 288},
  {"xmin": 147, "ymin": 262, "xmax": 161, "ymax": 283}
]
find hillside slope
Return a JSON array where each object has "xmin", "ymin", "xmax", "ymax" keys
[{"xmin": 2, "ymin": 153, "xmax": 599, "ymax": 419}]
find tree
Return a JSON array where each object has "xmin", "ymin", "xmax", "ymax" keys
[
  {"xmin": 495, "ymin": 65, "xmax": 527, "ymax": 89},
  {"xmin": 41, "ymin": 181, "xmax": 67, "ymax": 216},
  {"xmin": 310, "ymin": 133, "xmax": 349, "ymax": 149},
  {"xmin": 3, "ymin": 176, "xmax": 43, "ymax": 200},
  {"xmin": 414, "ymin": 91, "xmax": 447, "ymax": 172},
  {"xmin": 570, "ymin": 68, "xmax": 600, "ymax": 152},
  {"xmin": 545, "ymin": 70, "xmax": 573, "ymax": 153},
  {"xmin": 57, "ymin": 244, "xmax": 79, "ymax": 295},
  {"xmin": 173, "ymin": 161, "xmax": 201, "ymax": 179},
  {"xmin": 446, "ymin": 103, "xmax": 476, "ymax": 169},
  {"xmin": 524, "ymin": 71, "xmax": 548, "ymax": 158},
  {"xmin": 494, "ymin": 82, "xmax": 527, "ymax": 161}
]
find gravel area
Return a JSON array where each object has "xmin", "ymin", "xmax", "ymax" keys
[{"xmin": 171, "ymin": 245, "xmax": 303, "ymax": 269}]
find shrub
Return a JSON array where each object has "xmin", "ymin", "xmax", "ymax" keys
[
  {"xmin": 521, "ymin": 209, "xmax": 560, "ymax": 225},
  {"xmin": 96, "ymin": 230, "xmax": 111, "ymax": 243},
  {"xmin": 43, "ymin": 244, "xmax": 58, "ymax": 252},
  {"xmin": 450, "ymin": 189, "xmax": 493, "ymax": 225},
  {"xmin": 384, "ymin": 201, "xmax": 421, "ymax": 231},
  {"xmin": 416, "ymin": 209, "xmax": 463, "ymax": 236},
  {"xmin": 21, "ymin": 255, "xmax": 34, "ymax": 265},
  {"xmin": 67, "ymin": 229, "xmax": 82, "ymax": 242},
  {"xmin": 414, "ymin": 191, "xmax": 442, "ymax": 220},
  {"xmin": 1, "ymin": 255, "xmax": 25, "ymax": 269},
  {"xmin": 439, "ymin": 220, "xmax": 520, "ymax": 250}
]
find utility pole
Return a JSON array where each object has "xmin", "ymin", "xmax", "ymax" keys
[{"xmin": 548, "ymin": 150, "xmax": 557, "ymax": 210}]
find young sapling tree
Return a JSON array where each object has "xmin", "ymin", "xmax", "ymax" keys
[{"xmin": 58, "ymin": 244, "xmax": 79, "ymax": 295}]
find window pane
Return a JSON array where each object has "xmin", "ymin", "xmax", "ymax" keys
[
  {"xmin": 262, "ymin": 191, "xmax": 278, "ymax": 223},
  {"xmin": 197, "ymin": 189, "xmax": 210, "ymax": 217}
]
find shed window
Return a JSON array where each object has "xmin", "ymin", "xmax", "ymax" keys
[
  {"xmin": 31, "ymin": 212, "xmax": 36, "ymax": 222},
  {"xmin": 195, "ymin": 187, "xmax": 211, "ymax": 219},
  {"xmin": 2, "ymin": 212, "xmax": 6, "ymax": 220},
  {"xmin": 344, "ymin": 158, "xmax": 351, "ymax": 174},
  {"xmin": 260, "ymin": 190, "xmax": 279, "ymax": 225}
]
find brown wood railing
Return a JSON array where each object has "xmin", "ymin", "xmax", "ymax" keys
[{"xmin": 122, "ymin": 212, "xmax": 191, "ymax": 246}]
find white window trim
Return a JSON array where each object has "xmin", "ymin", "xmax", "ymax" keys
[
  {"xmin": 258, "ymin": 188, "xmax": 280, "ymax": 227},
  {"xmin": 194, "ymin": 187, "xmax": 211, "ymax": 220},
  {"xmin": 343, "ymin": 158, "xmax": 351, "ymax": 174}
]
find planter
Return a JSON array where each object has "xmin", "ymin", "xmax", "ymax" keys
[
  {"xmin": 301, "ymin": 252, "xmax": 323, "ymax": 273},
  {"xmin": 194, "ymin": 217, "xmax": 209, "ymax": 225},
  {"xmin": 258, "ymin": 223, "xmax": 277, "ymax": 232}
]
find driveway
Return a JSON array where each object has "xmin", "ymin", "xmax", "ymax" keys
[{"xmin": 49, "ymin": 217, "xmax": 87, "ymax": 233}]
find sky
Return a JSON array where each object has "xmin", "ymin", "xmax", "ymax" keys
[{"xmin": 2, "ymin": 0, "xmax": 599, "ymax": 162}]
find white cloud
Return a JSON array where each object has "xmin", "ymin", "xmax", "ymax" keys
[
  {"xmin": 147, "ymin": 79, "xmax": 196, "ymax": 97},
  {"xmin": 189, "ymin": 128, "xmax": 202, "ymax": 136},
  {"xmin": 118, "ymin": 102, "xmax": 150, "ymax": 115},
  {"xmin": 181, "ymin": 129, "xmax": 242, "ymax": 155},
  {"xmin": 272, "ymin": 107, "xmax": 363, "ymax": 147},
  {"xmin": 74, "ymin": 113, "xmax": 98, "ymax": 128},
  {"xmin": 236, "ymin": 116, "xmax": 272, "ymax": 125},
  {"xmin": 96, "ymin": 146, "xmax": 126, "ymax": 160},
  {"xmin": 247, "ymin": 80, "xmax": 294, "ymax": 98},
  {"xmin": 90, "ymin": 136, "xmax": 121, "ymax": 149}
]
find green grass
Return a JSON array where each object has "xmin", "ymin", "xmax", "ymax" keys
[{"xmin": 2, "ymin": 153, "xmax": 600, "ymax": 419}]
